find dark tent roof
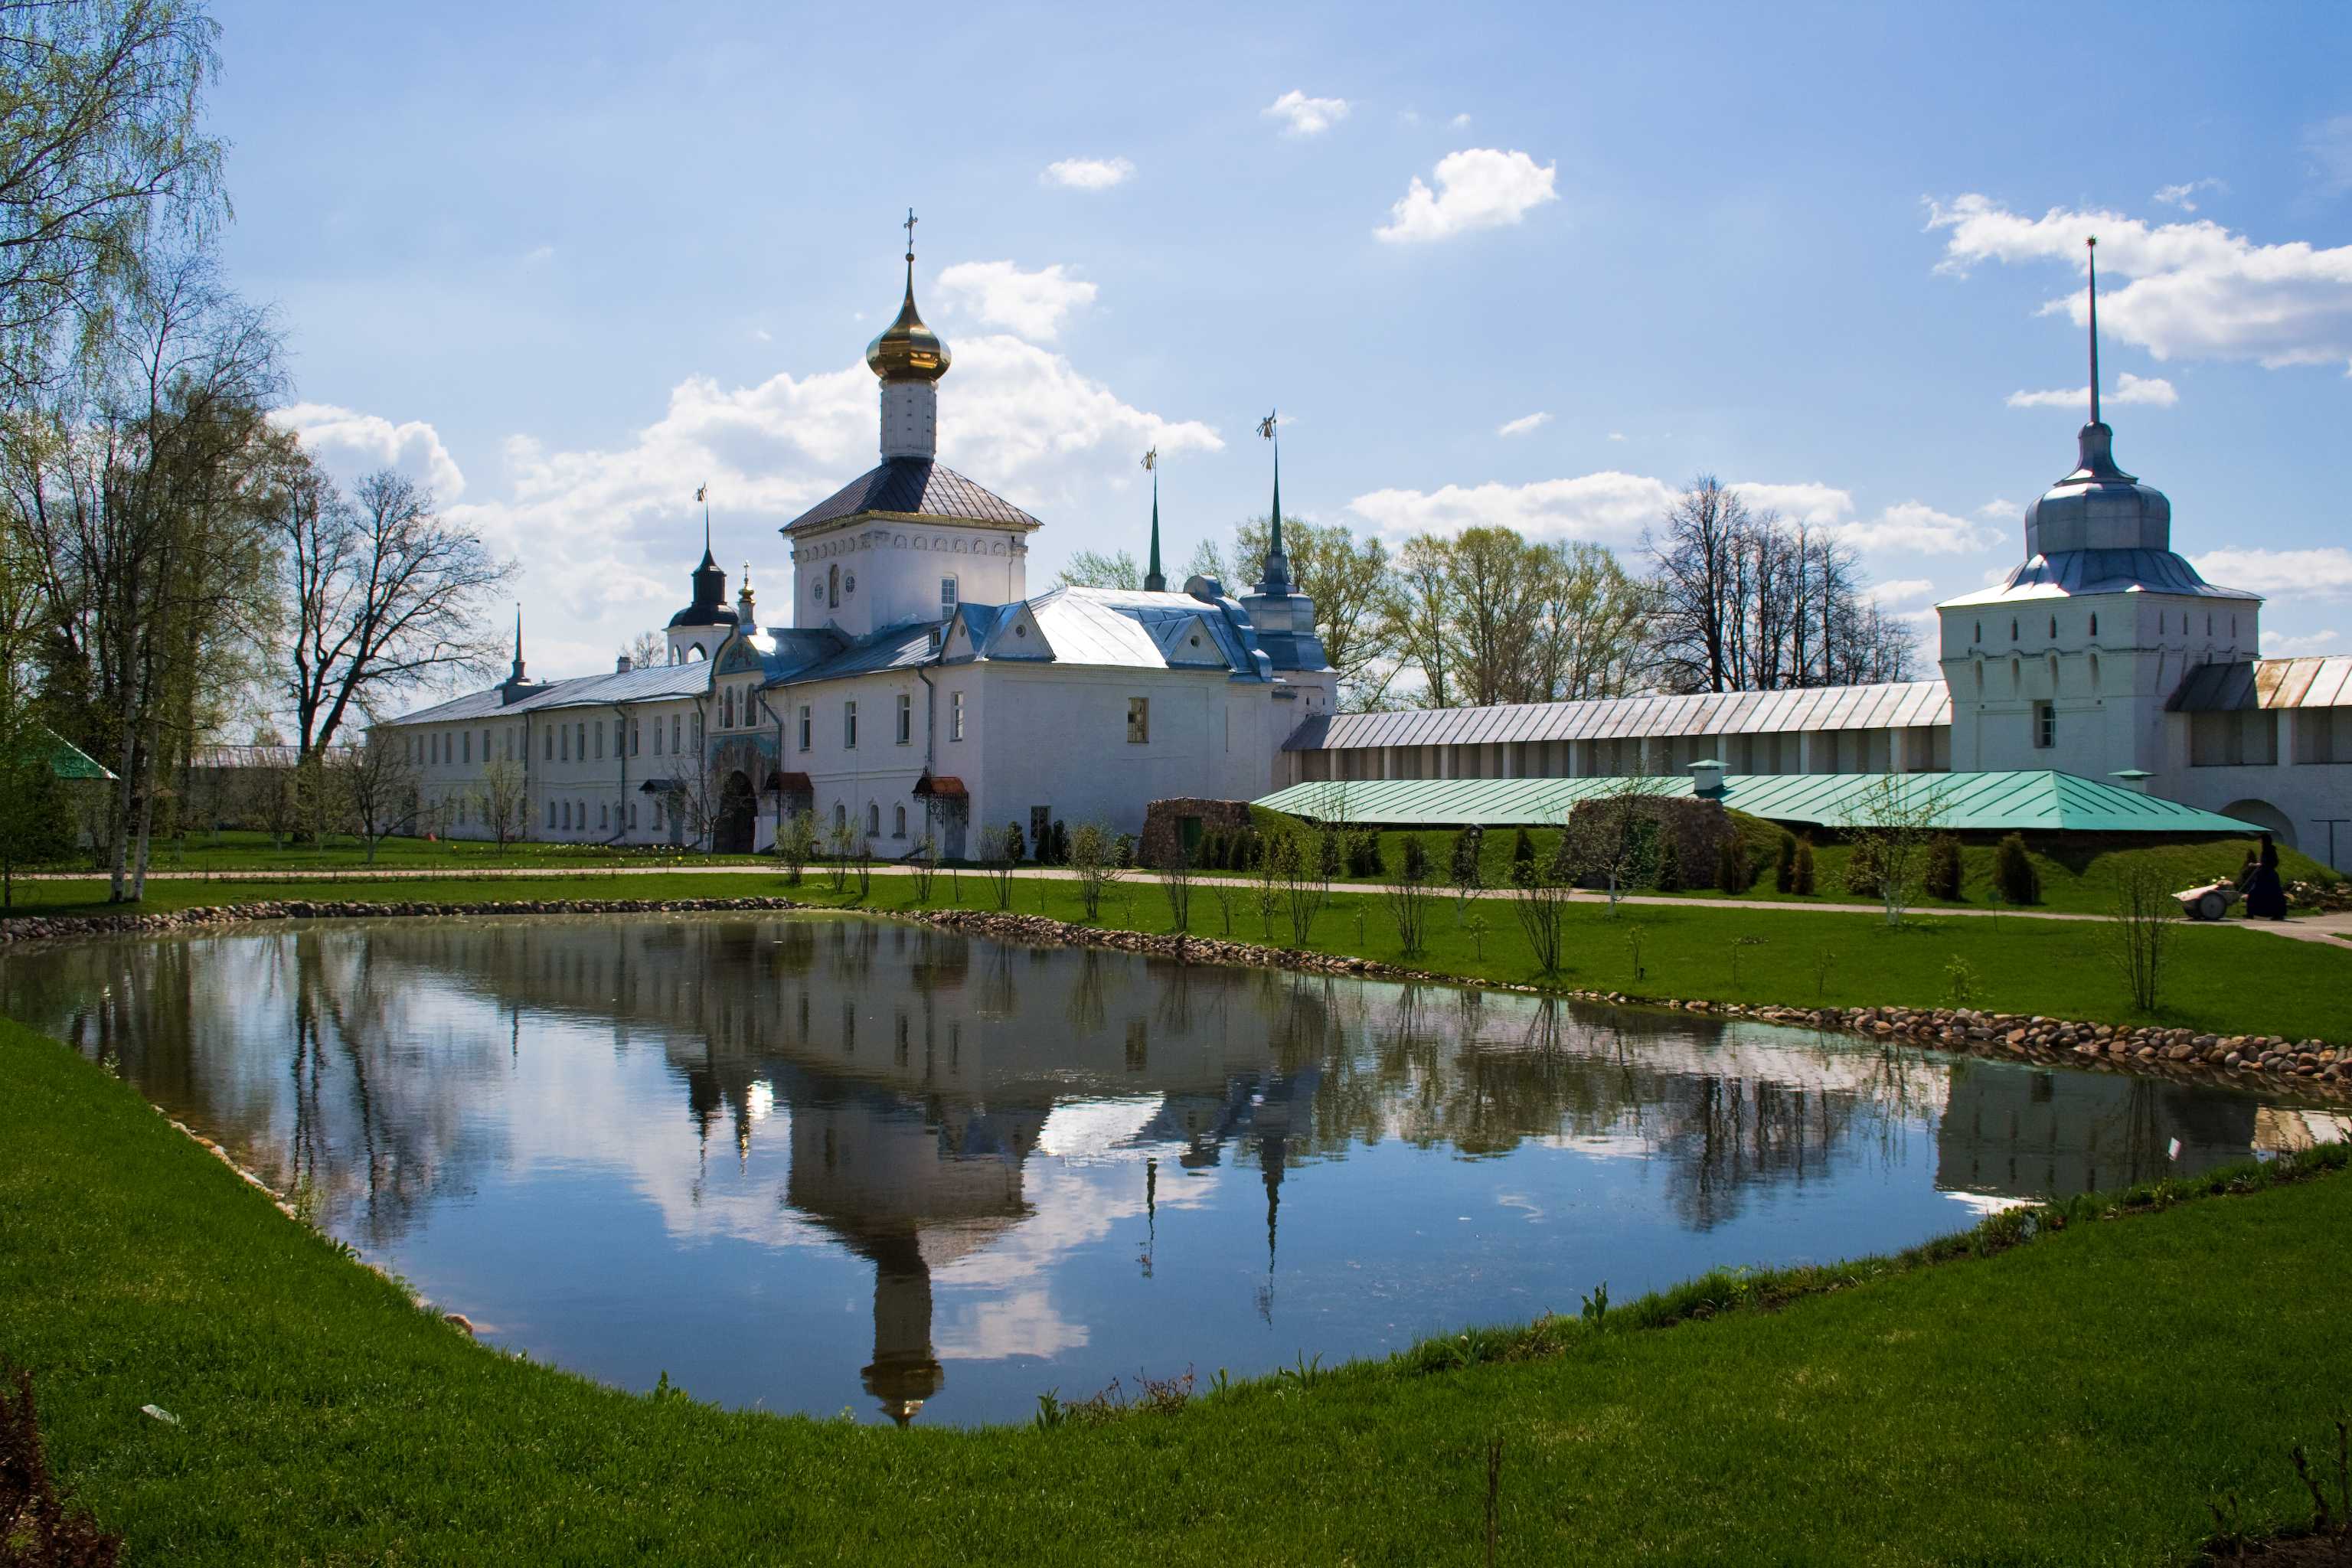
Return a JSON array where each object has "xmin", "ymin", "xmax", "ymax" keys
[{"xmin": 785, "ymin": 459, "xmax": 1040, "ymax": 534}]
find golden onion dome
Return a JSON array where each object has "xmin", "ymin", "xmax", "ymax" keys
[{"xmin": 864, "ymin": 256, "xmax": 950, "ymax": 383}]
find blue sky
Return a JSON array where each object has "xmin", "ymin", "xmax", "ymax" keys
[{"xmin": 213, "ymin": 0, "xmax": 2352, "ymax": 680}]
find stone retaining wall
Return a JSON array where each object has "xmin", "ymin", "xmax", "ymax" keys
[{"xmin": 5, "ymin": 895, "xmax": 2342, "ymax": 1099}]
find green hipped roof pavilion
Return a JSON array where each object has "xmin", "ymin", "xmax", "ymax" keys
[{"xmin": 1254, "ymin": 771, "xmax": 2259, "ymax": 835}]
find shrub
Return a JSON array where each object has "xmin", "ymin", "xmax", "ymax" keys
[
  {"xmin": 1792, "ymin": 835, "xmax": 1817, "ymax": 895},
  {"xmin": 1049, "ymin": 819, "xmax": 1070, "ymax": 866},
  {"xmin": 1774, "ymin": 831, "xmax": 1798, "ymax": 893},
  {"xmin": 1994, "ymin": 832, "xmax": 2041, "ymax": 905},
  {"xmin": 1715, "ymin": 836, "xmax": 1746, "ymax": 894},
  {"xmin": 1924, "ymin": 834, "xmax": 1964, "ymax": 901},
  {"xmin": 1315, "ymin": 827, "xmax": 1344, "ymax": 880},
  {"xmin": 1197, "ymin": 828, "xmax": 1225, "ymax": 871},
  {"xmin": 1654, "ymin": 836, "xmax": 1682, "ymax": 892},
  {"xmin": 1510, "ymin": 828, "xmax": 1535, "ymax": 877},
  {"xmin": 1400, "ymin": 835, "xmax": 1430, "ymax": 882},
  {"xmin": 1844, "ymin": 837, "xmax": 1881, "ymax": 897},
  {"xmin": 1002, "ymin": 820, "xmax": 1026, "ymax": 864},
  {"xmin": 1348, "ymin": 827, "xmax": 1385, "ymax": 878},
  {"xmin": 1449, "ymin": 826, "xmax": 1485, "ymax": 889}
]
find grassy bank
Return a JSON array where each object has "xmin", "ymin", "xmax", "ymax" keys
[
  {"xmin": 9, "ymin": 861, "xmax": 2350, "ymax": 1043},
  {"xmin": 5, "ymin": 1021, "xmax": 2347, "ymax": 1563},
  {"xmin": 1306, "ymin": 820, "xmax": 2340, "ymax": 916}
]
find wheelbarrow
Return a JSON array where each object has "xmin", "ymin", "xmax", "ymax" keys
[{"xmin": 2174, "ymin": 881, "xmax": 2243, "ymax": 922}]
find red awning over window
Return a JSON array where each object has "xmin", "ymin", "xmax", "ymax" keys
[{"xmin": 912, "ymin": 774, "xmax": 967, "ymax": 799}]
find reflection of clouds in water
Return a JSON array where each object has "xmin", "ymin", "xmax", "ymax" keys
[
  {"xmin": 1035, "ymin": 1096, "xmax": 1164, "ymax": 1162},
  {"xmin": 1494, "ymin": 1191, "xmax": 1545, "ymax": 1223},
  {"xmin": 1943, "ymin": 1191, "xmax": 2034, "ymax": 1217},
  {"xmin": 934, "ymin": 1287, "xmax": 1088, "ymax": 1361},
  {"xmin": 933, "ymin": 1158, "xmax": 1221, "ymax": 1293}
]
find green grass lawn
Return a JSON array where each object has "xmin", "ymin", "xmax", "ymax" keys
[
  {"xmin": 5, "ymin": 1021, "xmax": 2347, "ymax": 1564},
  {"xmin": 1298, "ymin": 820, "xmax": 2341, "ymax": 916},
  {"xmin": 8, "ymin": 861, "xmax": 2350, "ymax": 1043}
]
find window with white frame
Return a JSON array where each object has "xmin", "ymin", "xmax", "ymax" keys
[
  {"xmin": 867, "ymin": 802, "xmax": 880, "ymax": 835},
  {"xmin": 896, "ymin": 693, "xmax": 912, "ymax": 744},
  {"xmin": 893, "ymin": 804, "xmax": 906, "ymax": 838},
  {"xmin": 2034, "ymin": 701, "xmax": 2055, "ymax": 749},
  {"xmin": 950, "ymin": 691, "xmax": 964, "ymax": 741},
  {"xmin": 798, "ymin": 705, "xmax": 812, "ymax": 750},
  {"xmin": 844, "ymin": 700, "xmax": 858, "ymax": 748},
  {"xmin": 940, "ymin": 576, "xmax": 959, "ymax": 619}
]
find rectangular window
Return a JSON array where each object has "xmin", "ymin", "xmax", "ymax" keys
[
  {"xmin": 940, "ymin": 576, "xmax": 959, "ymax": 619},
  {"xmin": 631, "ymin": 721, "xmax": 639, "ymax": 756},
  {"xmin": 1127, "ymin": 697, "xmax": 1149, "ymax": 744},
  {"xmin": 2033, "ymin": 701, "xmax": 2055, "ymax": 750},
  {"xmin": 481, "ymin": 727, "xmax": 489, "ymax": 761},
  {"xmin": 559, "ymin": 727, "xmax": 568, "ymax": 762},
  {"xmin": 462, "ymin": 732, "xmax": 471, "ymax": 763},
  {"xmin": 798, "ymin": 705, "xmax": 812, "ymax": 750},
  {"xmin": 672, "ymin": 714, "xmax": 681, "ymax": 753},
  {"xmin": 896, "ymin": 693, "xmax": 912, "ymax": 744},
  {"xmin": 577, "ymin": 722, "xmax": 586, "ymax": 760},
  {"xmin": 595, "ymin": 721, "xmax": 604, "ymax": 760},
  {"xmin": 950, "ymin": 691, "xmax": 965, "ymax": 742},
  {"xmin": 844, "ymin": 700, "xmax": 858, "ymax": 749}
]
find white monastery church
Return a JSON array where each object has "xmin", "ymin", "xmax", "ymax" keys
[
  {"xmin": 385, "ymin": 237, "xmax": 1337, "ymax": 855},
  {"xmin": 387, "ymin": 237, "xmax": 2349, "ymax": 865}
]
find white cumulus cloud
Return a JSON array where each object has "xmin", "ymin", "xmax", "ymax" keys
[
  {"xmin": 1496, "ymin": 411, "xmax": 1551, "ymax": 437},
  {"xmin": 2190, "ymin": 547, "xmax": 2352, "ymax": 597},
  {"xmin": 1834, "ymin": 500, "xmax": 1999, "ymax": 556},
  {"xmin": 276, "ymin": 402, "xmax": 467, "ymax": 498},
  {"xmin": 2152, "ymin": 178, "xmax": 2225, "ymax": 213},
  {"xmin": 2004, "ymin": 371, "xmax": 2178, "ymax": 410},
  {"xmin": 1263, "ymin": 90, "xmax": 1350, "ymax": 136},
  {"xmin": 2265, "ymin": 629, "xmax": 2341, "ymax": 656},
  {"xmin": 1867, "ymin": 578, "xmax": 1939, "ymax": 606},
  {"xmin": 1926, "ymin": 194, "xmax": 2352, "ymax": 372},
  {"xmin": 935, "ymin": 260, "xmax": 1098, "ymax": 341},
  {"xmin": 1348, "ymin": 471, "xmax": 1676, "ymax": 544},
  {"xmin": 1377, "ymin": 149, "xmax": 1558, "ymax": 243},
  {"xmin": 1042, "ymin": 156, "xmax": 1134, "ymax": 191}
]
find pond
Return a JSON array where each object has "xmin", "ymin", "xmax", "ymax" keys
[{"xmin": 5, "ymin": 913, "xmax": 2339, "ymax": 1427}]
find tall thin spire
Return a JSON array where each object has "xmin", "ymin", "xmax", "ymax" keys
[
  {"xmin": 1142, "ymin": 447, "xmax": 1165, "ymax": 592},
  {"xmin": 2086, "ymin": 236, "xmax": 2101, "ymax": 429},
  {"xmin": 1256, "ymin": 409, "xmax": 1292, "ymax": 595},
  {"xmin": 508, "ymin": 603, "xmax": 526, "ymax": 685}
]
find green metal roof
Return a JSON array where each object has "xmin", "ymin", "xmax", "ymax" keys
[
  {"xmin": 1255, "ymin": 771, "xmax": 2258, "ymax": 835},
  {"xmin": 36, "ymin": 727, "xmax": 113, "ymax": 781}
]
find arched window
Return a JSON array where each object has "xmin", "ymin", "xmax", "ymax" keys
[
  {"xmin": 547, "ymin": 801, "xmax": 556, "ymax": 828},
  {"xmin": 2010, "ymin": 657, "xmax": 2020, "ymax": 693},
  {"xmin": 2048, "ymin": 616, "xmax": 2056, "ymax": 639},
  {"xmin": 940, "ymin": 576, "xmax": 959, "ymax": 619},
  {"xmin": 2010, "ymin": 619, "xmax": 2019, "ymax": 641},
  {"xmin": 828, "ymin": 564, "xmax": 839, "ymax": 609},
  {"xmin": 722, "ymin": 686, "xmax": 734, "ymax": 728},
  {"xmin": 867, "ymin": 803, "xmax": 880, "ymax": 836},
  {"xmin": 893, "ymin": 804, "xmax": 906, "ymax": 837},
  {"xmin": 833, "ymin": 802, "xmax": 846, "ymax": 830},
  {"xmin": 2207, "ymin": 614, "xmax": 2213, "ymax": 635},
  {"xmin": 1973, "ymin": 621, "xmax": 1981, "ymax": 643},
  {"xmin": 599, "ymin": 802, "xmax": 608, "ymax": 829},
  {"xmin": 2089, "ymin": 653, "xmax": 2101, "ymax": 691},
  {"xmin": 2088, "ymin": 613, "xmax": 2098, "ymax": 638},
  {"xmin": 576, "ymin": 799, "xmax": 586, "ymax": 831}
]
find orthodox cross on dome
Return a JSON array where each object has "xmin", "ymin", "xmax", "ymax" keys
[
  {"xmin": 903, "ymin": 206, "xmax": 918, "ymax": 261},
  {"xmin": 1142, "ymin": 447, "xmax": 1164, "ymax": 591}
]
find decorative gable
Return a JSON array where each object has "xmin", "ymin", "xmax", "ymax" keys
[{"xmin": 983, "ymin": 603, "xmax": 1054, "ymax": 661}]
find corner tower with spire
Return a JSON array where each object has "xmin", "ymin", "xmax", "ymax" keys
[
  {"xmin": 869, "ymin": 207, "xmax": 949, "ymax": 461},
  {"xmin": 1236, "ymin": 410, "xmax": 1333, "ymax": 707},
  {"xmin": 666, "ymin": 488, "xmax": 738, "ymax": 663},
  {"xmin": 1935, "ymin": 235, "xmax": 2261, "ymax": 780}
]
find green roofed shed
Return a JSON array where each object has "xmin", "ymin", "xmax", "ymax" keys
[{"xmin": 1254, "ymin": 770, "xmax": 2257, "ymax": 835}]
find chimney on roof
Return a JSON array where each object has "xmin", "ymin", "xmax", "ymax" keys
[
  {"xmin": 616, "ymin": 654, "xmax": 633, "ymax": 674},
  {"xmin": 1687, "ymin": 758, "xmax": 1727, "ymax": 797}
]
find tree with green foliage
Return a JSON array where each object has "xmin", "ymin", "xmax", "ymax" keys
[
  {"xmin": 1792, "ymin": 835, "xmax": 1817, "ymax": 895},
  {"xmin": 1994, "ymin": 833, "xmax": 2041, "ymax": 905},
  {"xmin": 1654, "ymin": 835, "xmax": 1681, "ymax": 893},
  {"xmin": 1714, "ymin": 835, "xmax": 1746, "ymax": 895},
  {"xmin": 1510, "ymin": 827, "xmax": 1534, "ymax": 877},
  {"xmin": 1924, "ymin": 834, "xmax": 1964, "ymax": 901},
  {"xmin": 1774, "ymin": 831, "xmax": 1797, "ymax": 893}
]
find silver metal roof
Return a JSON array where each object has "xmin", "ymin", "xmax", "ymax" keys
[
  {"xmin": 1939, "ymin": 548, "xmax": 2256, "ymax": 609},
  {"xmin": 1283, "ymin": 679, "xmax": 1951, "ymax": 753},
  {"xmin": 2169, "ymin": 655, "xmax": 2352, "ymax": 712},
  {"xmin": 387, "ymin": 658, "xmax": 714, "ymax": 727}
]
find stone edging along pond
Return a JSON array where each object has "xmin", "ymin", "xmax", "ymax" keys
[{"xmin": 4, "ymin": 894, "xmax": 2344, "ymax": 1101}]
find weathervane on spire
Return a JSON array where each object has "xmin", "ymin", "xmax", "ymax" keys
[
  {"xmin": 1256, "ymin": 410, "xmax": 1291, "ymax": 594},
  {"xmin": 2085, "ymin": 236, "xmax": 2101, "ymax": 429},
  {"xmin": 695, "ymin": 482, "xmax": 711, "ymax": 554},
  {"xmin": 904, "ymin": 207, "xmax": 919, "ymax": 262}
]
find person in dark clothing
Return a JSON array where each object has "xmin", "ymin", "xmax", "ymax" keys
[{"xmin": 2244, "ymin": 832, "xmax": 2288, "ymax": 921}]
